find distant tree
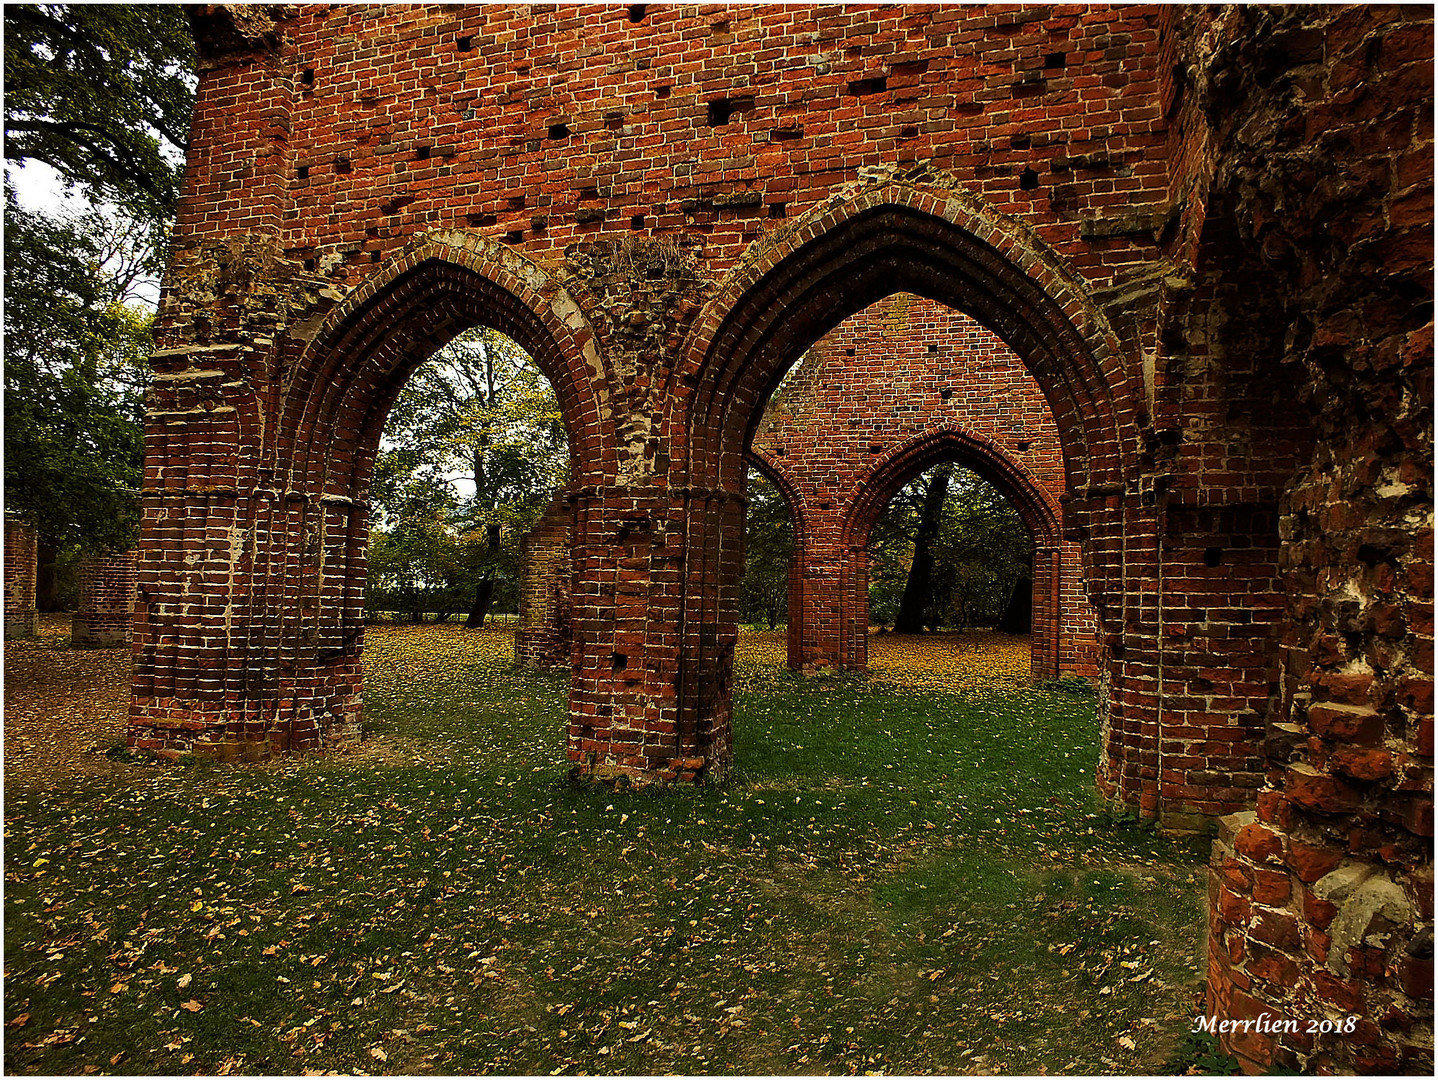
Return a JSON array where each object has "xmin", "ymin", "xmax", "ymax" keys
[
  {"xmin": 740, "ymin": 469, "xmax": 795, "ymax": 629},
  {"xmin": 869, "ymin": 465, "xmax": 1032, "ymax": 633},
  {"xmin": 3, "ymin": 191, "xmax": 154, "ymax": 605},
  {"xmin": 4, "ymin": 3, "xmax": 194, "ymax": 222},
  {"xmin": 370, "ymin": 327, "xmax": 568, "ymax": 624},
  {"xmin": 928, "ymin": 470, "xmax": 1032, "ymax": 632}
]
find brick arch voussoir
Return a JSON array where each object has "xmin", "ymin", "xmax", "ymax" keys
[
  {"xmin": 282, "ymin": 231, "xmax": 613, "ymax": 499},
  {"xmin": 744, "ymin": 446, "xmax": 812, "ymax": 563},
  {"xmin": 839, "ymin": 426, "xmax": 1062, "ymax": 558},
  {"xmin": 677, "ymin": 183, "xmax": 1133, "ymax": 499}
]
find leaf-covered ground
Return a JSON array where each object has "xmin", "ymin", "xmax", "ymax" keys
[{"xmin": 5, "ymin": 620, "xmax": 1210, "ymax": 1075}]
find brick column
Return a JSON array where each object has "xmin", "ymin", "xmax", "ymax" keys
[
  {"xmin": 515, "ymin": 491, "xmax": 574, "ymax": 670},
  {"xmin": 566, "ymin": 484, "xmax": 739, "ymax": 784},
  {"xmin": 4, "ymin": 518, "xmax": 38, "ymax": 640}
]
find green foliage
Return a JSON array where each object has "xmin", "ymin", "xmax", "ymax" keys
[
  {"xmin": 4, "ymin": 3, "xmax": 195, "ymax": 221},
  {"xmin": 368, "ymin": 328, "xmax": 568, "ymax": 620},
  {"xmin": 3, "ymin": 191, "xmax": 150, "ymax": 552},
  {"xmin": 870, "ymin": 465, "xmax": 1033, "ymax": 631},
  {"xmin": 4, "ymin": 4, "xmax": 196, "ymax": 567},
  {"xmin": 1162, "ymin": 1030, "xmax": 1240, "ymax": 1075},
  {"xmin": 739, "ymin": 468, "xmax": 794, "ymax": 628}
]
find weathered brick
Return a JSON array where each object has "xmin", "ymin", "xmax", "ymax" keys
[
  {"xmin": 124, "ymin": 6, "xmax": 1433, "ymax": 1074},
  {"xmin": 3, "ymin": 518, "xmax": 38, "ymax": 640}
]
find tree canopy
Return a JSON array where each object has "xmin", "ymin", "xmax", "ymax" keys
[
  {"xmin": 4, "ymin": 4, "xmax": 195, "ymax": 221},
  {"xmin": 367, "ymin": 328, "xmax": 569, "ymax": 623},
  {"xmin": 3, "ymin": 191, "xmax": 151, "ymax": 553},
  {"xmin": 3, "ymin": 4, "xmax": 196, "ymax": 601}
]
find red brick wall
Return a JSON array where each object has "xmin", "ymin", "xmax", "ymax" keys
[
  {"xmin": 71, "ymin": 552, "xmax": 139, "ymax": 647},
  {"xmin": 4, "ymin": 518, "xmax": 38, "ymax": 640},
  {"xmin": 134, "ymin": 0, "xmax": 1429, "ymax": 935},
  {"xmin": 140, "ymin": 3, "xmax": 1196, "ymax": 778},
  {"xmin": 515, "ymin": 491, "xmax": 574, "ymax": 669},
  {"xmin": 751, "ymin": 292, "xmax": 1100, "ymax": 679}
]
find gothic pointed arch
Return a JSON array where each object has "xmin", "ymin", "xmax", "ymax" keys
[
  {"xmin": 835, "ymin": 426, "xmax": 1067, "ymax": 678},
  {"xmin": 839, "ymin": 426, "xmax": 1061, "ymax": 556},
  {"xmin": 281, "ymin": 230, "xmax": 613, "ymax": 501},
  {"xmin": 676, "ymin": 183, "xmax": 1134, "ymax": 501}
]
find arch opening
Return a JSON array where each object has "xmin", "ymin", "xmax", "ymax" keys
[
  {"xmin": 843, "ymin": 432, "xmax": 1061, "ymax": 681},
  {"xmin": 744, "ymin": 287, "xmax": 1098, "ymax": 684},
  {"xmin": 365, "ymin": 325, "xmax": 570, "ymax": 632},
  {"xmin": 681, "ymin": 198, "xmax": 1132, "ymax": 502}
]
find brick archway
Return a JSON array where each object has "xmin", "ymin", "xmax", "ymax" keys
[
  {"xmin": 129, "ymin": 234, "xmax": 606, "ymax": 761},
  {"xmin": 677, "ymin": 184, "xmax": 1132, "ymax": 494},
  {"xmin": 666, "ymin": 187, "xmax": 1134, "ymax": 792},
  {"xmin": 836, "ymin": 427, "xmax": 1063, "ymax": 679},
  {"xmin": 284, "ymin": 231, "xmax": 614, "ymax": 493}
]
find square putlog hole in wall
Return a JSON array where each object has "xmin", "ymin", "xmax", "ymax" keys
[
  {"xmin": 706, "ymin": 95, "xmax": 754, "ymax": 127},
  {"xmin": 847, "ymin": 76, "xmax": 887, "ymax": 96}
]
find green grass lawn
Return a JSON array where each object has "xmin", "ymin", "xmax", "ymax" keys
[{"xmin": 5, "ymin": 626, "xmax": 1210, "ymax": 1075}]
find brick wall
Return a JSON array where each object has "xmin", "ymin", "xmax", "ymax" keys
[
  {"xmin": 4, "ymin": 518, "xmax": 38, "ymax": 640},
  {"xmin": 515, "ymin": 491, "xmax": 573, "ymax": 669},
  {"xmin": 135, "ymin": 0, "xmax": 1429, "ymax": 956},
  {"xmin": 71, "ymin": 552, "xmax": 139, "ymax": 647},
  {"xmin": 751, "ymin": 292, "xmax": 1100, "ymax": 679}
]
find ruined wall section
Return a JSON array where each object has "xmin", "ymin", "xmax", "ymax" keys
[
  {"xmin": 750, "ymin": 293, "xmax": 1101, "ymax": 679},
  {"xmin": 133, "ymin": 5, "xmax": 1410, "ymax": 826},
  {"xmin": 136, "ymin": 3, "xmax": 1185, "ymax": 771},
  {"xmin": 1180, "ymin": 7, "xmax": 1434, "ymax": 1073},
  {"xmin": 71, "ymin": 553, "xmax": 139, "ymax": 647},
  {"xmin": 4, "ymin": 518, "xmax": 38, "ymax": 640}
]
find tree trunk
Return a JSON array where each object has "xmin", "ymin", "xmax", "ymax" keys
[
  {"xmin": 465, "ymin": 523, "xmax": 503, "ymax": 628},
  {"xmin": 35, "ymin": 539, "xmax": 60, "ymax": 612},
  {"xmin": 465, "ymin": 578, "xmax": 495, "ymax": 628},
  {"xmin": 999, "ymin": 575, "xmax": 1033, "ymax": 633},
  {"xmin": 893, "ymin": 464, "xmax": 952, "ymax": 633}
]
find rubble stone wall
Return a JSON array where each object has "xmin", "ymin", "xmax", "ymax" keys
[{"xmin": 1161, "ymin": 6, "xmax": 1432, "ymax": 1073}]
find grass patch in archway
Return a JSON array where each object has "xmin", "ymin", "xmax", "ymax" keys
[{"xmin": 5, "ymin": 624, "xmax": 1208, "ymax": 1076}]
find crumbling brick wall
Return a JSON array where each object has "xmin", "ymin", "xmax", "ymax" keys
[
  {"xmin": 136, "ymin": 0, "xmax": 1427, "ymax": 898},
  {"xmin": 4, "ymin": 518, "xmax": 38, "ymax": 640},
  {"xmin": 1161, "ymin": 6, "xmax": 1432, "ymax": 1073},
  {"xmin": 71, "ymin": 552, "xmax": 139, "ymax": 647},
  {"xmin": 514, "ymin": 491, "xmax": 573, "ymax": 669},
  {"xmin": 751, "ymin": 292, "xmax": 1100, "ymax": 679}
]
